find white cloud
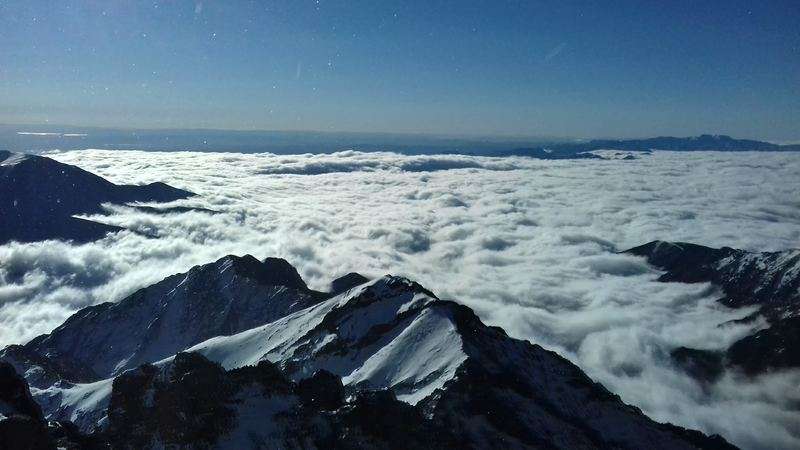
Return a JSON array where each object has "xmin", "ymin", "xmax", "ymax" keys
[{"xmin": 1, "ymin": 149, "xmax": 799, "ymax": 449}]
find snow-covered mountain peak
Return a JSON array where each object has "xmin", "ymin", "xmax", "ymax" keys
[
  {"xmin": 18, "ymin": 254, "xmax": 328, "ymax": 383},
  {"xmin": 181, "ymin": 274, "xmax": 456, "ymax": 403}
]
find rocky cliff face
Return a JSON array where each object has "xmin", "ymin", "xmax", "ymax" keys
[{"xmin": 626, "ymin": 240, "xmax": 800, "ymax": 376}]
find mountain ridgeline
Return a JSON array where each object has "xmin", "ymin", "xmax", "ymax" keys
[
  {"xmin": 0, "ymin": 151, "xmax": 194, "ymax": 244},
  {"xmin": 500, "ymin": 134, "xmax": 799, "ymax": 158},
  {"xmin": 0, "ymin": 255, "xmax": 736, "ymax": 449},
  {"xmin": 2, "ymin": 126, "xmax": 797, "ymax": 158}
]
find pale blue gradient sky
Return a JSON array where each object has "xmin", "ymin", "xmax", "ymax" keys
[{"xmin": 1, "ymin": 0, "xmax": 798, "ymax": 140}]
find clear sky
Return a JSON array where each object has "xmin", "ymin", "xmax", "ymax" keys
[{"xmin": 1, "ymin": 0, "xmax": 798, "ymax": 140}]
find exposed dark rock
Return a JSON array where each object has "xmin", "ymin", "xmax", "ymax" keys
[
  {"xmin": 104, "ymin": 352, "xmax": 459, "ymax": 449},
  {"xmin": 0, "ymin": 362, "xmax": 44, "ymax": 422},
  {"xmin": 107, "ymin": 353, "xmax": 236, "ymax": 448},
  {"xmin": 0, "ymin": 345, "xmax": 97, "ymax": 389},
  {"xmin": 726, "ymin": 317, "xmax": 800, "ymax": 375},
  {"xmin": 0, "ymin": 362, "xmax": 97, "ymax": 450},
  {"xmin": 330, "ymin": 272, "xmax": 370, "ymax": 295},
  {"xmin": 297, "ymin": 370, "xmax": 345, "ymax": 411},
  {"xmin": 260, "ymin": 257, "xmax": 312, "ymax": 291},
  {"xmin": 0, "ymin": 415, "xmax": 53, "ymax": 450},
  {"xmin": 329, "ymin": 389, "xmax": 463, "ymax": 450},
  {"xmin": 418, "ymin": 302, "xmax": 736, "ymax": 450}
]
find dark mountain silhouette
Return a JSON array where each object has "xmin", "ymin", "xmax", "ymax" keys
[{"xmin": 0, "ymin": 151, "xmax": 193, "ymax": 244}]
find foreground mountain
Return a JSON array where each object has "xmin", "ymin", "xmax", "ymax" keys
[
  {"xmin": 625, "ymin": 240, "xmax": 800, "ymax": 377},
  {"xmin": 0, "ymin": 150, "xmax": 193, "ymax": 244},
  {"xmin": 2, "ymin": 257, "xmax": 735, "ymax": 448}
]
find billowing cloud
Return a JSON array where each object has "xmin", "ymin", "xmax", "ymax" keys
[{"xmin": 1, "ymin": 149, "xmax": 799, "ymax": 449}]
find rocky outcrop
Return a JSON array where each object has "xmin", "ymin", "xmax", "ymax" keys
[
  {"xmin": 102, "ymin": 352, "xmax": 460, "ymax": 449},
  {"xmin": 0, "ymin": 362, "xmax": 97, "ymax": 450},
  {"xmin": 330, "ymin": 272, "xmax": 370, "ymax": 295}
]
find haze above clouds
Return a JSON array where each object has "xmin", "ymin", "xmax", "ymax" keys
[{"xmin": 1, "ymin": 150, "xmax": 799, "ymax": 449}]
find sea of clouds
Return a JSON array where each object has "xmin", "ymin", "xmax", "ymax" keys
[{"xmin": 1, "ymin": 149, "xmax": 799, "ymax": 449}]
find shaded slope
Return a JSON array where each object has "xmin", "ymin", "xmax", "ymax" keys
[
  {"xmin": 0, "ymin": 150, "xmax": 194, "ymax": 243},
  {"xmin": 102, "ymin": 352, "xmax": 461, "ymax": 449}
]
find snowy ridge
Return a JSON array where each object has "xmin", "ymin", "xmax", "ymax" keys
[
  {"xmin": 18, "ymin": 254, "xmax": 326, "ymax": 383},
  {"xmin": 184, "ymin": 276, "xmax": 467, "ymax": 404},
  {"xmin": 0, "ymin": 151, "xmax": 30, "ymax": 166}
]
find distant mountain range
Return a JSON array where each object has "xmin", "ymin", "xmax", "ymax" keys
[
  {"xmin": 1, "ymin": 124, "xmax": 797, "ymax": 156},
  {"xmin": 0, "ymin": 151, "xmax": 193, "ymax": 244},
  {"xmin": 502, "ymin": 134, "xmax": 800, "ymax": 158},
  {"xmin": 0, "ymin": 255, "xmax": 735, "ymax": 449}
]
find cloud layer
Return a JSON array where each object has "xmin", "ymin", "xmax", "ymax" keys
[{"xmin": 2, "ymin": 149, "xmax": 800, "ymax": 449}]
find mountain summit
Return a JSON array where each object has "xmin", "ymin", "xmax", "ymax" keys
[{"xmin": 10, "ymin": 255, "xmax": 327, "ymax": 385}]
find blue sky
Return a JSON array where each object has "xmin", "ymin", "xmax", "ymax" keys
[{"xmin": 1, "ymin": 0, "xmax": 798, "ymax": 140}]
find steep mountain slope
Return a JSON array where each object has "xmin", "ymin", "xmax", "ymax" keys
[
  {"xmin": 0, "ymin": 150, "xmax": 193, "ymax": 243},
  {"xmin": 26, "ymin": 266, "xmax": 734, "ymax": 448},
  {"xmin": 625, "ymin": 240, "xmax": 800, "ymax": 376},
  {"xmin": 12, "ymin": 255, "xmax": 327, "ymax": 385}
]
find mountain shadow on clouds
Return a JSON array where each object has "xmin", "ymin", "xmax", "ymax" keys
[{"xmin": 0, "ymin": 150, "xmax": 194, "ymax": 244}]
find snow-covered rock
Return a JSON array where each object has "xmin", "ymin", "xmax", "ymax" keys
[{"xmin": 21, "ymin": 263, "xmax": 734, "ymax": 448}]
